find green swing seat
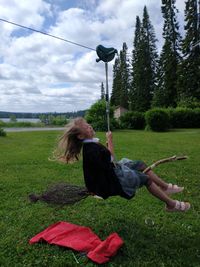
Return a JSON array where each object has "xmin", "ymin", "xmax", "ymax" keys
[{"xmin": 96, "ymin": 45, "xmax": 118, "ymax": 63}]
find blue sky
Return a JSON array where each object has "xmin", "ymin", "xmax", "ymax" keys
[{"xmin": 0, "ymin": 0, "xmax": 185, "ymax": 113}]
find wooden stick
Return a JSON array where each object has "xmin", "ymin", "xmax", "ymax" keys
[{"xmin": 143, "ymin": 155, "xmax": 188, "ymax": 174}]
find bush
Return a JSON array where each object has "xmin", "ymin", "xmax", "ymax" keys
[
  {"xmin": 0, "ymin": 120, "xmax": 6, "ymax": 127},
  {"xmin": 168, "ymin": 108, "xmax": 200, "ymax": 128},
  {"xmin": 145, "ymin": 109, "xmax": 170, "ymax": 132},
  {"xmin": 120, "ymin": 111, "xmax": 145, "ymax": 129},
  {"xmin": 9, "ymin": 114, "xmax": 17, "ymax": 122},
  {"xmin": 177, "ymin": 96, "xmax": 200, "ymax": 109},
  {"xmin": 2, "ymin": 121, "xmax": 45, "ymax": 128},
  {"xmin": 15, "ymin": 122, "xmax": 32, "ymax": 127},
  {"xmin": 52, "ymin": 116, "xmax": 68, "ymax": 126},
  {"xmin": 193, "ymin": 108, "xmax": 200, "ymax": 128},
  {"xmin": 0, "ymin": 128, "xmax": 6, "ymax": 137},
  {"xmin": 5, "ymin": 121, "xmax": 32, "ymax": 127},
  {"xmin": 110, "ymin": 118, "xmax": 121, "ymax": 130},
  {"xmin": 85, "ymin": 100, "xmax": 116, "ymax": 131}
]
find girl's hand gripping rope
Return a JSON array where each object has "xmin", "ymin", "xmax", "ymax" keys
[{"xmin": 106, "ymin": 131, "xmax": 115, "ymax": 159}]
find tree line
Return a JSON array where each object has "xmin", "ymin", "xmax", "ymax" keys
[
  {"xmin": 110, "ymin": 0, "xmax": 200, "ymax": 112},
  {"xmin": 0, "ymin": 110, "xmax": 86, "ymax": 119}
]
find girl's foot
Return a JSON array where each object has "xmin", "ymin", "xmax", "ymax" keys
[
  {"xmin": 166, "ymin": 200, "xmax": 190, "ymax": 212},
  {"xmin": 164, "ymin": 183, "xmax": 184, "ymax": 194}
]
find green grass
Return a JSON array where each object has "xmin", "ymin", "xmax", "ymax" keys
[
  {"xmin": 0, "ymin": 129, "xmax": 200, "ymax": 267},
  {"xmin": 0, "ymin": 121, "xmax": 45, "ymax": 127}
]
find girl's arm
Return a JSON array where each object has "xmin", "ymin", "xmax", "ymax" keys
[{"xmin": 106, "ymin": 131, "xmax": 114, "ymax": 158}]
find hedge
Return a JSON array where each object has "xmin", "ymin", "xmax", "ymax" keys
[
  {"xmin": 0, "ymin": 128, "xmax": 6, "ymax": 137},
  {"xmin": 168, "ymin": 108, "xmax": 200, "ymax": 128},
  {"xmin": 145, "ymin": 109, "xmax": 170, "ymax": 132},
  {"xmin": 120, "ymin": 111, "xmax": 145, "ymax": 129}
]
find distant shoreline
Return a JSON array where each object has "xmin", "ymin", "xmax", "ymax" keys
[
  {"xmin": 0, "ymin": 118, "xmax": 40, "ymax": 123},
  {"xmin": 3, "ymin": 127, "xmax": 65, "ymax": 132}
]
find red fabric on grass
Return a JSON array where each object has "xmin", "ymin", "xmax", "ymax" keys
[{"xmin": 29, "ymin": 221, "xmax": 123, "ymax": 264}]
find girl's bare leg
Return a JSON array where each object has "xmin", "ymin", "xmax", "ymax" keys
[
  {"xmin": 138, "ymin": 164, "xmax": 169, "ymax": 190},
  {"xmin": 146, "ymin": 181, "xmax": 175, "ymax": 208},
  {"xmin": 146, "ymin": 170, "xmax": 169, "ymax": 190}
]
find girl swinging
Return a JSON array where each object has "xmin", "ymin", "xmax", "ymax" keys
[{"xmin": 55, "ymin": 117, "xmax": 190, "ymax": 212}]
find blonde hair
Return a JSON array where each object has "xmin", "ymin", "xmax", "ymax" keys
[{"xmin": 52, "ymin": 117, "xmax": 86, "ymax": 163}]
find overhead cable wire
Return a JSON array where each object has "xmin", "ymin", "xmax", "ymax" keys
[{"xmin": 0, "ymin": 18, "xmax": 96, "ymax": 51}]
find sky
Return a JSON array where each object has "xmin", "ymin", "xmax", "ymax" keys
[{"xmin": 0, "ymin": 0, "xmax": 185, "ymax": 113}]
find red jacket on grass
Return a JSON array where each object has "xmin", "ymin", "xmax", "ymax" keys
[{"xmin": 29, "ymin": 221, "xmax": 124, "ymax": 264}]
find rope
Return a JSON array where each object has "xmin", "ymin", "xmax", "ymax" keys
[{"xmin": 0, "ymin": 18, "xmax": 96, "ymax": 51}]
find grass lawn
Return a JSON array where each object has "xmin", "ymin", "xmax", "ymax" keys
[{"xmin": 0, "ymin": 129, "xmax": 199, "ymax": 267}]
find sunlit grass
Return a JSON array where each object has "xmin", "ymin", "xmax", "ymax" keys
[{"xmin": 0, "ymin": 129, "xmax": 199, "ymax": 267}]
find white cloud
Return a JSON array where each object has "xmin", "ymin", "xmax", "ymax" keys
[
  {"xmin": 0, "ymin": 0, "xmax": 51, "ymax": 28},
  {"xmin": 0, "ymin": 0, "xmax": 185, "ymax": 112}
]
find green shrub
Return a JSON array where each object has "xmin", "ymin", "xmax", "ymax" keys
[
  {"xmin": 111, "ymin": 118, "xmax": 121, "ymax": 129},
  {"xmin": 193, "ymin": 108, "xmax": 200, "ymax": 128},
  {"xmin": 15, "ymin": 122, "xmax": 32, "ymax": 127},
  {"xmin": 2, "ymin": 121, "xmax": 45, "ymax": 128},
  {"xmin": 168, "ymin": 108, "xmax": 200, "ymax": 128},
  {"xmin": 0, "ymin": 128, "xmax": 6, "ymax": 137},
  {"xmin": 85, "ymin": 100, "xmax": 116, "ymax": 131},
  {"xmin": 0, "ymin": 120, "xmax": 6, "ymax": 127},
  {"xmin": 52, "ymin": 116, "xmax": 68, "ymax": 126},
  {"xmin": 9, "ymin": 114, "xmax": 17, "ymax": 122},
  {"xmin": 88, "ymin": 120, "xmax": 107, "ymax": 131},
  {"xmin": 120, "ymin": 111, "xmax": 145, "ymax": 129},
  {"xmin": 177, "ymin": 96, "xmax": 200, "ymax": 109},
  {"xmin": 145, "ymin": 109, "xmax": 170, "ymax": 131}
]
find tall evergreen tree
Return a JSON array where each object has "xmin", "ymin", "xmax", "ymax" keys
[
  {"xmin": 111, "ymin": 42, "xmax": 129, "ymax": 108},
  {"xmin": 177, "ymin": 0, "xmax": 200, "ymax": 102},
  {"xmin": 152, "ymin": 0, "xmax": 182, "ymax": 107},
  {"xmin": 130, "ymin": 16, "xmax": 142, "ymax": 110},
  {"xmin": 141, "ymin": 6, "xmax": 158, "ymax": 109},
  {"xmin": 119, "ymin": 42, "xmax": 129, "ymax": 109},
  {"xmin": 110, "ymin": 57, "xmax": 121, "ymax": 106},
  {"xmin": 142, "ymin": 6, "xmax": 158, "ymax": 78},
  {"xmin": 130, "ymin": 8, "xmax": 158, "ymax": 112}
]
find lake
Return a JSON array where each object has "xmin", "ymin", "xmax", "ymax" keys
[{"xmin": 0, "ymin": 118, "xmax": 40, "ymax": 123}]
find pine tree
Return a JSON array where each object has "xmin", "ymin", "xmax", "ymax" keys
[
  {"xmin": 141, "ymin": 6, "xmax": 158, "ymax": 109},
  {"xmin": 100, "ymin": 82, "xmax": 105, "ymax": 100},
  {"xmin": 119, "ymin": 42, "xmax": 129, "ymax": 109},
  {"xmin": 153, "ymin": 40, "xmax": 178, "ymax": 107},
  {"xmin": 142, "ymin": 6, "xmax": 158, "ymax": 75},
  {"xmin": 177, "ymin": 0, "xmax": 200, "ymax": 103},
  {"xmin": 110, "ymin": 57, "xmax": 121, "ymax": 107},
  {"xmin": 130, "ymin": 16, "xmax": 142, "ymax": 111},
  {"xmin": 152, "ymin": 0, "xmax": 182, "ymax": 107},
  {"xmin": 130, "ymin": 8, "xmax": 158, "ymax": 112},
  {"xmin": 110, "ymin": 42, "xmax": 129, "ymax": 108}
]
